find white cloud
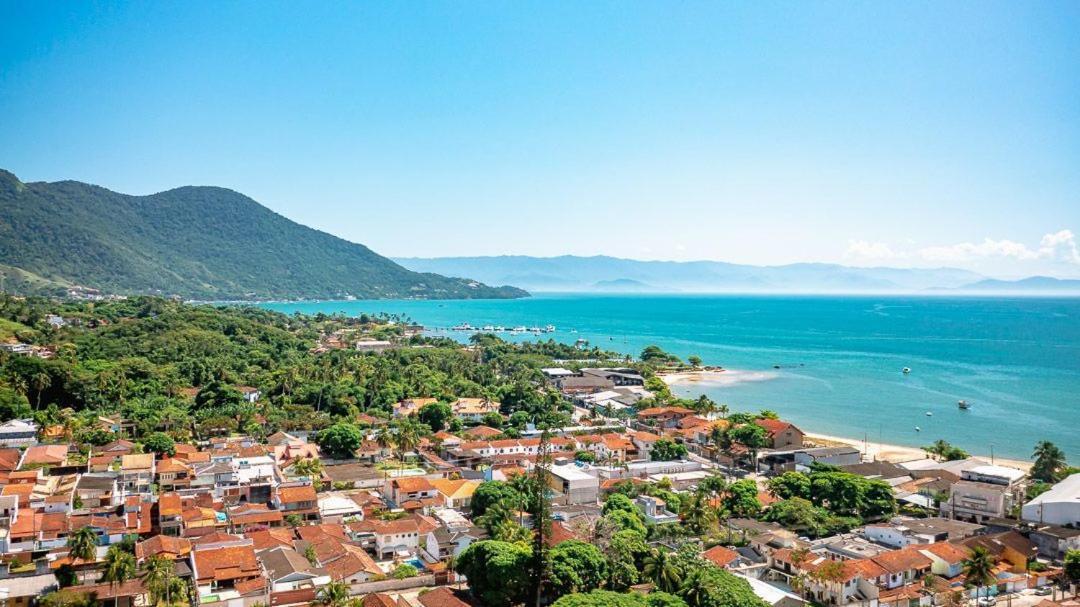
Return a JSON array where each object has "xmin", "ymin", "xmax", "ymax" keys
[
  {"xmin": 845, "ymin": 240, "xmax": 902, "ymax": 261},
  {"xmin": 918, "ymin": 229, "xmax": 1080, "ymax": 265}
]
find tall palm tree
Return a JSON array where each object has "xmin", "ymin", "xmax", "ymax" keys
[
  {"xmin": 101, "ymin": 546, "xmax": 136, "ymax": 607},
  {"xmin": 962, "ymin": 546, "xmax": 997, "ymax": 605},
  {"xmin": 1031, "ymin": 441, "xmax": 1066, "ymax": 482},
  {"xmin": 31, "ymin": 370, "xmax": 50, "ymax": 410},
  {"xmin": 643, "ymin": 548, "xmax": 682, "ymax": 593},
  {"xmin": 141, "ymin": 554, "xmax": 178, "ymax": 606},
  {"xmin": 67, "ymin": 526, "xmax": 98, "ymax": 584},
  {"xmin": 314, "ymin": 581, "xmax": 351, "ymax": 607}
]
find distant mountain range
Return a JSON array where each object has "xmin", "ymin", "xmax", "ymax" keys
[
  {"xmin": 395, "ymin": 255, "xmax": 1080, "ymax": 294},
  {"xmin": 0, "ymin": 170, "xmax": 527, "ymax": 300}
]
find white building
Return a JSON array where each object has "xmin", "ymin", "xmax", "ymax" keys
[
  {"xmin": 0, "ymin": 419, "xmax": 38, "ymax": 448},
  {"xmin": 546, "ymin": 463, "xmax": 599, "ymax": 505},
  {"xmin": 1023, "ymin": 473, "xmax": 1080, "ymax": 527}
]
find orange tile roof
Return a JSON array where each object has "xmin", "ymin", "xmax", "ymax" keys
[
  {"xmin": 276, "ymin": 484, "xmax": 317, "ymax": 503},
  {"xmin": 193, "ymin": 545, "xmax": 261, "ymax": 583},
  {"xmin": 703, "ymin": 545, "xmax": 740, "ymax": 568},
  {"xmin": 393, "ymin": 477, "xmax": 435, "ymax": 493},
  {"xmin": 872, "ymin": 547, "xmax": 934, "ymax": 574},
  {"xmin": 417, "ymin": 587, "xmax": 471, "ymax": 607}
]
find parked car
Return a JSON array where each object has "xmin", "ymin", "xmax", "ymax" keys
[
  {"xmin": 1033, "ymin": 587, "xmax": 1052, "ymax": 596},
  {"xmin": 977, "ymin": 597, "xmax": 997, "ymax": 607}
]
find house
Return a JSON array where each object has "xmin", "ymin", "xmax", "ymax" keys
[
  {"xmin": 389, "ymin": 477, "xmax": 439, "ymax": 507},
  {"xmin": 119, "ymin": 453, "xmax": 155, "ymax": 495},
  {"xmin": 943, "ymin": 480, "xmax": 1016, "ymax": 522},
  {"xmin": 870, "ymin": 546, "xmax": 933, "ymax": 589},
  {"xmin": 417, "ymin": 587, "xmax": 472, "ymax": 607},
  {"xmin": 20, "ymin": 444, "xmax": 68, "ymax": 468},
  {"xmin": 916, "ymin": 542, "xmax": 969, "ymax": 579},
  {"xmin": 0, "ymin": 419, "xmax": 38, "ymax": 448},
  {"xmin": 763, "ymin": 447, "xmax": 862, "ymax": 473},
  {"xmin": 430, "ymin": 478, "xmax": 480, "ymax": 510},
  {"xmin": 862, "ymin": 517, "xmax": 984, "ymax": 548},
  {"xmin": 156, "ymin": 458, "xmax": 193, "ymax": 491},
  {"xmin": 423, "ymin": 508, "xmax": 486, "ymax": 560},
  {"xmin": 191, "ymin": 542, "xmax": 268, "ymax": 606},
  {"xmin": 636, "ymin": 407, "xmax": 695, "ymax": 429},
  {"xmin": 580, "ymin": 368, "xmax": 645, "ymax": 386},
  {"xmin": 351, "ymin": 515, "xmax": 436, "ymax": 559},
  {"xmin": 545, "ymin": 463, "xmax": 599, "ymax": 505},
  {"xmin": 1022, "ymin": 473, "xmax": 1080, "ymax": 527},
  {"xmin": 355, "ymin": 339, "xmax": 394, "ymax": 353},
  {"xmin": 74, "ymin": 473, "xmax": 120, "ymax": 508},
  {"xmin": 273, "ymin": 483, "xmax": 319, "ymax": 521},
  {"xmin": 703, "ymin": 545, "xmax": 742, "ymax": 569},
  {"xmin": 452, "ymin": 398, "xmax": 500, "ymax": 423},
  {"xmin": 960, "ymin": 531, "xmax": 1037, "ymax": 574},
  {"xmin": 136, "ymin": 534, "xmax": 193, "ymax": 561},
  {"xmin": 228, "ymin": 502, "xmax": 285, "ymax": 531},
  {"xmin": 236, "ymin": 386, "xmax": 261, "ymax": 403},
  {"xmin": 754, "ymin": 419, "xmax": 805, "ymax": 449},
  {"xmin": 317, "ymin": 491, "xmax": 365, "ymax": 522},
  {"xmin": 636, "ymin": 494, "xmax": 679, "ymax": 524},
  {"xmin": 257, "ymin": 545, "xmax": 331, "ymax": 591}
]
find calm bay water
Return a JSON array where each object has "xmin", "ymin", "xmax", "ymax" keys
[{"xmin": 261, "ymin": 294, "xmax": 1080, "ymax": 459}]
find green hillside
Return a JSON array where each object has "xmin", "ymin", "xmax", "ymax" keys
[{"xmin": 0, "ymin": 170, "xmax": 527, "ymax": 300}]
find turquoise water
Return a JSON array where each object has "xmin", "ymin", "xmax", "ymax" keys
[{"xmin": 261, "ymin": 295, "xmax": 1080, "ymax": 460}]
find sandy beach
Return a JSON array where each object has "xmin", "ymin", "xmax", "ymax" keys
[
  {"xmin": 660, "ymin": 368, "xmax": 778, "ymax": 386},
  {"xmin": 660, "ymin": 369, "xmax": 1032, "ymax": 471},
  {"xmin": 804, "ymin": 432, "xmax": 1032, "ymax": 471}
]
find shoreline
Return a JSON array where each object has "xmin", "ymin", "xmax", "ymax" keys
[
  {"xmin": 804, "ymin": 432, "xmax": 1032, "ymax": 471},
  {"xmin": 660, "ymin": 371, "xmax": 1032, "ymax": 471}
]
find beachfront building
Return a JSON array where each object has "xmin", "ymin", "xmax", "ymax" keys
[
  {"xmin": 1022, "ymin": 473, "xmax": 1080, "ymax": 527},
  {"xmin": 942, "ymin": 465, "xmax": 1026, "ymax": 523}
]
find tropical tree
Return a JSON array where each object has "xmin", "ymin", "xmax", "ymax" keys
[
  {"xmin": 314, "ymin": 581, "xmax": 351, "ymax": 607},
  {"xmin": 67, "ymin": 526, "xmax": 98, "ymax": 583},
  {"xmin": 141, "ymin": 554, "xmax": 182, "ymax": 606},
  {"xmin": 1031, "ymin": 441, "xmax": 1067, "ymax": 482},
  {"xmin": 101, "ymin": 546, "xmax": 136, "ymax": 607},
  {"xmin": 962, "ymin": 546, "xmax": 997, "ymax": 605},
  {"xmin": 644, "ymin": 548, "xmax": 682, "ymax": 593}
]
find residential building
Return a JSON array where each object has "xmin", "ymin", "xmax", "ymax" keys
[{"xmin": 0, "ymin": 419, "xmax": 38, "ymax": 448}]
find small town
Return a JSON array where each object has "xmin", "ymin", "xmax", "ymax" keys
[{"xmin": 0, "ymin": 296, "xmax": 1076, "ymax": 607}]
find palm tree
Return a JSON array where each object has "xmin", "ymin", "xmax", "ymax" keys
[
  {"xmin": 717, "ymin": 403, "xmax": 730, "ymax": 419},
  {"xmin": 31, "ymin": 370, "xmax": 50, "ymax": 410},
  {"xmin": 314, "ymin": 581, "xmax": 351, "ymax": 607},
  {"xmin": 67, "ymin": 526, "xmax": 98, "ymax": 584},
  {"xmin": 141, "ymin": 554, "xmax": 177, "ymax": 606},
  {"xmin": 101, "ymin": 545, "xmax": 136, "ymax": 607},
  {"xmin": 643, "ymin": 548, "xmax": 682, "ymax": 593},
  {"xmin": 1031, "ymin": 441, "xmax": 1066, "ymax": 482},
  {"xmin": 962, "ymin": 546, "xmax": 997, "ymax": 606}
]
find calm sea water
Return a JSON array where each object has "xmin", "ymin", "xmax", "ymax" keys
[{"xmin": 260, "ymin": 294, "xmax": 1080, "ymax": 460}]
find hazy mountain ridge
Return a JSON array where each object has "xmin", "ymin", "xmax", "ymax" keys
[
  {"xmin": 394, "ymin": 255, "xmax": 999, "ymax": 293},
  {"xmin": 0, "ymin": 169, "xmax": 527, "ymax": 300}
]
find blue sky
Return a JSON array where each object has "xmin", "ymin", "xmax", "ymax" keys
[{"xmin": 2, "ymin": 2, "xmax": 1079, "ymax": 277}]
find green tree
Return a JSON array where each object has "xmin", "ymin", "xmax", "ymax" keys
[
  {"xmin": 962, "ymin": 546, "xmax": 997, "ymax": 605},
  {"xmin": 391, "ymin": 563, "xmax": 418, "ymax": 579},
  {"xmin": 548, "ymin": 540, "xmax": 608, "ymax": 598},
  {"xmin": 141, "ymin": 554, "xmax": 183, "ymax": 606},
  {"xmin": 1064, "ymin": 550, "xmax": 1080, "ymax": 596},
  {"xmin": 768, "ymin": 472, "xmax": 811, "ymax": 500},
  {"xmin": 644, "ymin": 548, "xmax": 683, "ymax": 593},
  {"xmin": 471, "ymin": 481, "xmax": 525, "ymax": 518},
  {"xmin": 728, "ymin": 423, "xmax": 769, "ymax": 471},
  {"xmin": 67, "ymin": 526, "xmax": 98, "ymax": 583},
  {"xmin": 722, "ymin": 479, "xmax": 761, "ymax": 518},
  {"xmin": 688, "ymin": 355, "xmax": 703, "ymax": 368},
  {"xmin": 455, "ymin": 540, "xmax": 532, "ymax": 607},
  {"xmin": 652, "ymin": 438, "xmax": 689, "ymax": 461},
  {"xmin": 314, "ymin": 581, "xmax": 351, "ymax": 607},
  {"xmin": 142, "ymin": 432, "xmax": 176, "ymax": 456},
  {"xmin": 101, "ymin": 545, "xmax": 136, "ymax": 607},
  {"xmin": 1031, "ymin": 441, "xmax": 1067, "ymax": 482},
  {"xmin": 314, "ymin": 422, "xmax": 364, "ymax": 459},
  {"xmin": 679, "ymin": 565, "xmax": 769, "ymax": 607},
  {"xmin": 417, "ymin": 401, "xmax": 453, "ymax": 432}
]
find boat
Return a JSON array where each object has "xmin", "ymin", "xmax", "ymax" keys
[
  {"xmin": 958, "ymin": 400, "xmax": 971, "ymax": 410},
  {"xmin": 914, "ymin": 426, "xmax": 921, "ymax": 432},
  {"xmin": 925, "ymin": 411, "xmax": 933, "ymax": 416},
  {"xmin": 902, "ymin": 367, "xmax": 911, "ymax": 374},
  {"xmin": 511, "ymin": 326, "xmax": 527, "ymax": 332},
  {"xmin": 482, "ymin": 325, "xmax": 494, "ymax": 332},
  {"xmin": 451, "ymin": 323, "xmax": 473, "ymax": 331},
  {"xmin": 545, "ymin": 325, "xmax": 556, "ymax": 332}
]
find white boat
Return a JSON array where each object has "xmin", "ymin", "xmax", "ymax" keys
[
  {"xmin": 902, "ymin": 367, "xmax": 911, "ymax": 374},
  {"xmin": 545, "ymin": 325, "xmax": 556, "ymax": 332},
  {"xmin": 914, "ymin": 426, "xmax": 921, "ymax": 432},
  {"xmin": 958, "ymin": 400, "xmax": 971, "ymax": 410},
  {"xmin": 925, "ymin": 411, "xmax": 933, "ymax": 416},
  {"xmin": 451, "ymin": 323, "xmax": 473, "ymax": 331},
  {"xmin": 482, "ymin": 325, "xmax": 494, "ymax": 332},
  {"xmin": 512, "ymin": 326, "xmax": 527, "ymax": 332}
]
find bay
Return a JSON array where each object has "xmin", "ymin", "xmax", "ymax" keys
[{"xmin": 260, "ymin": 294, "xmax": 1080, "ymax": 460}]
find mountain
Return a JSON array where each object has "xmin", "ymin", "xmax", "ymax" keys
[
  {"xmin": 0, "ymin": 170, "xmax": 527, "ymax": 300},
  {"xmin": 954, "ymin": 276, "xmax": 1080, "ymax": 293},
  {"xmin": 395, "ymin": 255, "xmax": 987, "ymax": 293}
]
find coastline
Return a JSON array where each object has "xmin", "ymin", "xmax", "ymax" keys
[
  {"xmin": 804, "ymin": 432, "xmax": 1032, "ymax": 471},
  {"xmin": 661, "ymin": 370, "xmax": 1032, "ymax": 471}
]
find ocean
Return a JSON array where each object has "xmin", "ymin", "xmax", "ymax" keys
[{"xmin": 260, "ymin": 294, "xmax": 1080, "ymax": 460}]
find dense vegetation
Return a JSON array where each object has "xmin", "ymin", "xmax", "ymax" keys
[
  {"xmin": 0, "ymin": 295, "xmax": 599, "ymax": 442},
  {"xmin": 0, "ymin": 169, "xmax": 527, "ymax": 300}
]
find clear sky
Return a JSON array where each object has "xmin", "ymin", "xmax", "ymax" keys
[{"xmin": 2, "ymin": 2, "xmax": 1079, "ymax": 278}]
